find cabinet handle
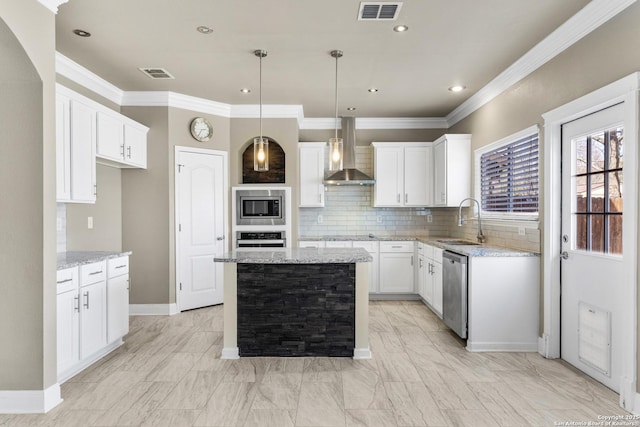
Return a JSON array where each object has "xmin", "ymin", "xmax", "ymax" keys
[
  {"xmin": 120, "ymin": 144, "xmax": 125, "ymax": 158},
  {"xmin": 115, "ymin": 265, "xmax": 127, "ymax": 269},
  {"xmin": 405, "ymin": 194, "xmax": 408, "ymax": 203},
  {"xmin": 127, "ymin": 146, "xmax": 132, "ymax": 159},
  {"xmin": 410, "ymin": 256, "xmax": 414, "ymax": 266},
  {"xmin": 419, "ymin": 259, "xmax": 423, "ymax": 268},
  {"xmin": 57, "ymin": 278, "xmax": 73, "ymax": 284},
  {"xmin": 391, "ymin": 245, "xmax": 402, "ymax": 248},
  {"xmin": 74, "ymin": 295, "xmax": 80, "ymax": 312},
  {"xmin": 319, "ymin": 193, "xmax": 322, "ymax": 203},
  {"xmin": 94, "ymin": 184, "xmax": 98, "ymax": 197},
  {"xmin": 127, "ymin": 278, "xmax": 130, "ymax": 291},
  {"xmin": 397, "ymin": 194, "xmax": 400, "ymax": 203},
  {"xmin": 83, "ymin": 291, "xmax": 90, "ymax": 309},
  {"xmin": 89, "ymin": 270, "xmax": 103, "ymax": 276}
]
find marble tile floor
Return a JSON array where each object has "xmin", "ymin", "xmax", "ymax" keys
[{"xmin": 0, "ymin": 301, "xmax": 631, "ymax": 426}]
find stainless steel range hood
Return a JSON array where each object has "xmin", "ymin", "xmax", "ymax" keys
[{"xmin": 324, "ymin": 117, "xmax": 375, "ymax": 185}]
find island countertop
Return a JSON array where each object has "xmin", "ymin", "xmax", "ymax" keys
[{"xmin": 214, "ymin": 247, "xmax": 373, "ymax": 264}]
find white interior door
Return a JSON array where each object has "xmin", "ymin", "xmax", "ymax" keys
[
  {"xmin": 177, "ymin": 149, "xmax": 226, "ymax": 311},
  {"xmin": 560, "ymin": 103, "xmax": 625, "ymax": 392}
]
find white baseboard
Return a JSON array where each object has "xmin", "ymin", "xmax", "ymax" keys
[
  {"xmin": 0, "ymin": 383, "xmax": 62, "ymax": 414},
  {"xmin": 129, "ymin": 303, "xmax": 179, "ymax": 316},
  {"xmin": 368, "ymin": 293, "xmax": 421, "ymax": 301},
  {"xmin": 353, "ymin": 348, "xmax": 372, "ymax": 360},
  {"xmin": 466, "ymin": 341, "xmax": 538, "ymax": 352},
  {"xmin": 221, "ymin": 347, "xmax": 239, "ymax": 359}
]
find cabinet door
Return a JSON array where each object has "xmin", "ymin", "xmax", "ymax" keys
[
  {"xmin": 57, "ymin": 290, "xmax": 79, "ymax": 376},
  {"xmin": 431, "ymin": 261, "xmax": 443, "ymax": 317},
  {"xmin": 107, "ymin": 274, "xmax": 129, "ymax": 342},
  {"xmin": 404, "ymin": 145, "xmax": 432, "ymax": 206},
  {"xmin": 379, "ymin": 252, "xmax": 414, "ymax": 293},
  {"xmin": 80, "ymin": 280, "xmax": 107, "ymax": 358},
  {"xmin": 374, "ymin": 146, "xmax": 404, "ymax": 206},
  {"xmin": 417, "ymin": 253, "xmax": 427, "ymax": 299},
  {"xmin": 56, "ymin": 95, "xmax": 71, "ymax": 202},
  {"xmin": 70, "ymin": 100, "xmax": 97, "ymax": 203},
  {"xmin": 299, "ymin": 144, "xmax": 325, "ymax": 207},
  {"xmin": 124, "ymin": 123, "xmax": 147, "ymax": 168},
  {"xmin": 433, "ymin": 140, "xmax": 447, "ymax": 206},
  {"xmin": 96, "ymin": 111, "xmax": 124, "ymax": 162}
]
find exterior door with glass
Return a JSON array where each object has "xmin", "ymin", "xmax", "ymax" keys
[{"xmin": 560, "ymin": 103, "xmax": 624, "ymax": 392}]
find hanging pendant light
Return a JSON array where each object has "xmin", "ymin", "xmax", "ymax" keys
[
  {"xmin": 329, "ymin": 50, "xmax": 343, "ymax": 171},
  {"xmin": 253, "ymin": 49, "xmax": 269, "ymax": 171}
]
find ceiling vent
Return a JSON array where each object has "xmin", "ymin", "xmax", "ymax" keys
[
  {"xmin": 358, "ymin": 2, "xmax": 402, "ymax": 20},
  {"xmin": 138, "ymin": 67, "xmax": 175, "ymax": 79}
]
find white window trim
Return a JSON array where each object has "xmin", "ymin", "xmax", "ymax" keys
[{"xmin": 474, "ymin": 124, "xmax": 540, "ymax": 223}]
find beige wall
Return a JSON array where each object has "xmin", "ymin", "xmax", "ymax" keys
[
  {"xmin": 66, "ymin": 165, "xmax": 122, "ymax": 251},
  {"xmin": 0, "ymin": 1, "xmax": 57, "ymax": 391}
]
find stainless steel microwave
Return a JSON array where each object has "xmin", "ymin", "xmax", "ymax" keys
[{"xmin": 235, "ymin": 189, "xmax": 287, "ymax": 226}]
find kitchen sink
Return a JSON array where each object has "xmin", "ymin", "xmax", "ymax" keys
[{"xmin": 436, "ymin": 239, "xmax": 482, "ymax": 246}]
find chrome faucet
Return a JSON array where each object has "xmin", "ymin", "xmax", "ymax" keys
[{"xmin": 458, "ymin": 198, "xmax": 486, "ymax": 244}]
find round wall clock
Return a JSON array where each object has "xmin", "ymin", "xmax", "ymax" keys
[{"xmin": 190, "ymin": 117, "xmax": 213, "ymax": 142}]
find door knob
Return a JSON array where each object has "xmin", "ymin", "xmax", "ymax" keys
[{"xmin": 216, "ymin": 236, "xmax": 225, "ymax": 241}]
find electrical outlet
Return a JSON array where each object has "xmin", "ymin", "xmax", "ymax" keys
[
  {"xmin": 518, "ymin": 226, "xmax": 526, "ymax": 236},
  {"xmin": 87, "ymin": 216, "xmax": 93, "ymax": 229},
  {"xmin": 317, "ymin": 215, "xmax": 323, "ymax": 224},
  {"xmin": 377, "ymin": 215, "xmax": 383, "ymax": 224},
  {"xmin": 427, "ymin": 214, "xmax": 433, "ymax": 223}
]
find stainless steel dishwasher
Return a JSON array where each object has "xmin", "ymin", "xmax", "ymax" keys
[{"xmin": 442, "ymin": 251, "xmax": 468, "ymax": 339}]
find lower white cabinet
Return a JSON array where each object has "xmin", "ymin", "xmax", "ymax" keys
[
  {"xmin": 379, "ymin": 241, "xmax": 415, "ymax": 293},
  {"xmin": 107, "ymin": 257, "xmax": 130, "ymax": 342},
  {"xmin": 57, "ymin": 256, "xmax": 130, "ymax": 382},
  {"xmin": 418, "ymin": 243, "xmax": 443, "ymax": 317}
]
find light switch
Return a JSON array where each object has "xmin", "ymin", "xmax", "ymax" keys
[{"xmin": 88, "ymin": 216, "xmax": 94, "ymax": 229}]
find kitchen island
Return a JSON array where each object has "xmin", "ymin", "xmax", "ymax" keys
[{"xmin": 214, "ymin": 248, "xmax": 372, "ymax": 359}]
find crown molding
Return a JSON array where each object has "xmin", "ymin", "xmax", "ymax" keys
[
  {"xmin": 300, "ymin": 117, "xmax": 448, "ymax": 130},
  {"xmin": 121, "ymin": 91, "xmax": 232, "ymax": 117},
  {"xmin": 446, "ymin": 0, "xmax": 637, "ymax": 127},
  {"xmin": 55, "ymin": 52, "xmax": 124, "ymax": 105},
  {"xmin": 38, "ymin": 0, "xmax": 68, "ymax": 13}
]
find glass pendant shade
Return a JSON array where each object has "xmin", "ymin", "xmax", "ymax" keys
[
  {"xmin": 253, "ymin": 136, "xmax": 269, "ymax": 171},
  {"xmin": 328, "ymin": 137, "xmax": 343, "ymax": 171}
]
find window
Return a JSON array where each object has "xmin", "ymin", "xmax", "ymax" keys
[{"xmin": 475, "ymin": 125, "xmax": 539, "ymax": 221}]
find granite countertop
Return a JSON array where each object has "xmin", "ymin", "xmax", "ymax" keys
[
  {"xmin": 298, "ymin": 235, "xmax": 538, "ymax": 257},
  {"xmin": 215, "ymin": 247, "xmax": 373, "ymax": 264},
  {"xmin": 57, "ymin": 251, "xmax": 133, "ymax": 270}
]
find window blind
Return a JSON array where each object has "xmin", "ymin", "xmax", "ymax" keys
[{"xmin": 480, "ymin": 133, "xmax": 539, "ymax": 213}]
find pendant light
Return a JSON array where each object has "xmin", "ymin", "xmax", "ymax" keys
[
  {"xmin": 329, "ymin": 50, "xmax": 343, "ymax": 171},
  {"xmin": 253, "ymin": 49, "xmax": 269, "ymax": 171}
]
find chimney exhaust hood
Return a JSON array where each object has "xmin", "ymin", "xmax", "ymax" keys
[{"xmin": 324, "ymin": 117, "xmax": 375, "ymax": 185}]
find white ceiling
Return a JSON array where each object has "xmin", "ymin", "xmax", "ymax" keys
[{"xmin": 55, "ymin": 0, "xmax": 591, "ymax": 119}]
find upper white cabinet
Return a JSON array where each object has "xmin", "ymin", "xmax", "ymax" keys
[
  {"xmin": 96, "ymin": 111, "xmax": 148, "ymax": 169},
  {"xmin": 372, "ymin": 142, "xmax": 432, "ymax": 207},
  {"xmin": 298, "ymin": 142, "xmax": 325, "ymax": 207},
  {"xmin": 433, "ymin": 134, "xmax": 471, "ymax": 207},
  {"xmin": 56, "ymin": 84, "xmax": 148, "ymax": 203}
]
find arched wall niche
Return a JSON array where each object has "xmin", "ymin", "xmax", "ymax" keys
[{"xmin": 241, "ymin": 137, "xmax": 285, "ymax": 183}]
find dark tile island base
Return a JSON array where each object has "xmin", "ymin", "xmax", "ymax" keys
[
  {"xmin": 215, "ymin": 248, "xmax": 372, "ymax": 359},
  {"xmin": 237, "ymin": 263, "xmax": 355, "ymax": 357}
]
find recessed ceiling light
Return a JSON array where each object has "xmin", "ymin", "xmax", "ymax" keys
[
  {"xmin": 448, "ymin": 85, "xmax": 466, "ymax": 92},
  {"xmin": 393, "ymin": 25, "xmax": 409, "ymax": 32},
  {"xmin": 240, "ymin": 88, "xmax": 251, "ymax": 94},
  {"xmin": 196, "ymin": 26, "xmax": 213, "ymax": 34},
  {"xmin": 347, "ymin": 107, "xmax": 356, "ymax": 111},
  {"xmin": 72, "ymin": 29, "xmax": 91, "ymax": 37},
  {"xmin": 368, "ymin": 88, "xmax": 379, "ymax": 93}
]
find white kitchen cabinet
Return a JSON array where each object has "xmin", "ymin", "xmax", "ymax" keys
[
  {"xmin": 107, "ymin": 256, "xmax": 130, "ymax": 342},
  {"xmin": 55, "ymin": 94, "xmax": 72, "ymax": 202},
  {"xmin": 298, "ymin": 240, "xmax": 325, "ymax": 248},
  {"xmin": 352, "ymin": 241, "xmax": 379, "ymax": 294},
  {"xmin": 96, "ymin": 110, "xmax": 148, "ymax": 169},
  {"xmin": 419, "ymin": 243, "xmax": 443, "ymax": 317},
  {"xmin": 372, "ymin": 142, "xmax": 432, "ymax": 207},
  {"xmin": 56, "ymin": 268, "xmax": 79, "ymax": 376},
  {"xmin": 417, "ymin": 244, "xmax": 428, "ymax": 301},
  {"xmin": 379, "ymin": 241, "xmax": 415, "ymax": 293},
  {"xmin": 79, "ymin": 262, "xmax": 107, "ymax": 359},
  {"xmin": 69, "ymin": 99, "xmax": 97, "ymax": 203},
  {"xmin": 433, "ymin": 134, "xmax": 471, "ymax": 207},
  {"xmin": 299, "ymin": 142, "xmax": 325, "ymax": 207}
]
